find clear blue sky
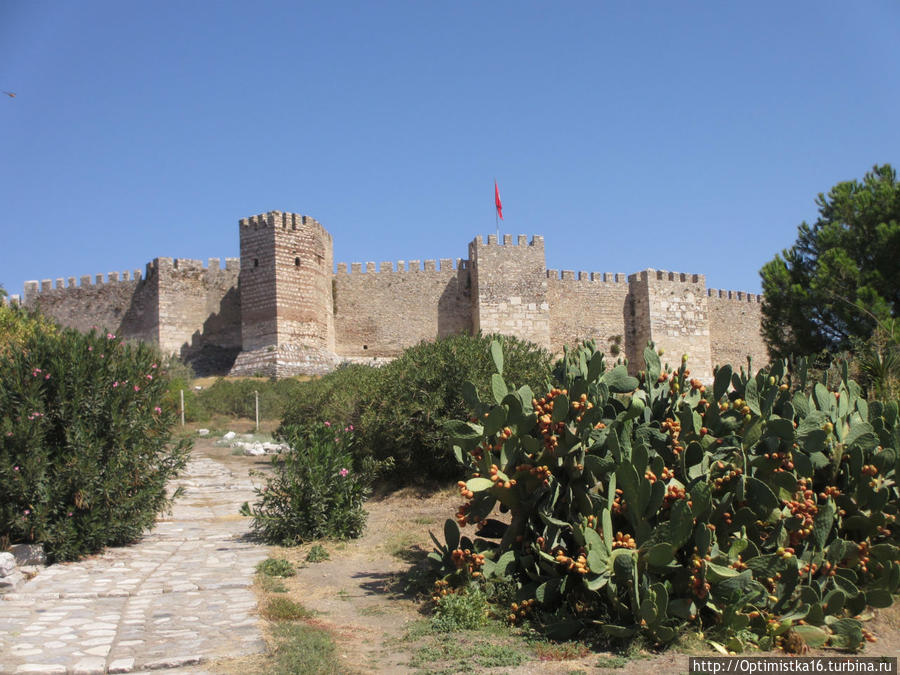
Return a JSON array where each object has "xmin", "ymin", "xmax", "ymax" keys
[{"xmin": 2, "ymin": 1, "xmax": 898, "ymax": 298}]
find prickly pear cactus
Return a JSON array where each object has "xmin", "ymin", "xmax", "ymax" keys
[{"xmin": 434, "ymin": 339, "xmax": 900, "ymax": 651}]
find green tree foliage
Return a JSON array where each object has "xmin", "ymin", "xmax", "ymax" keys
[
  {"xmin": 1, "ymin": 325, "xmax": 190, "ymax": 562},
  {"xmin": 278, "ymin": 333, "xmax": 553, "ymax": 484},
  {"xmin": 760, "ymin": 165, "xmax": 900, "ymax": 359}
]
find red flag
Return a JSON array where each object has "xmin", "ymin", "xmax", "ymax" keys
[{"xmin": 494, "ymin": 181, "xmax": 503, "ymax": 220}]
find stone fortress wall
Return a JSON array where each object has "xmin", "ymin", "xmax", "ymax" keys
[{"xmin": 17, "ymin": 210, "xmax": 769, "ymax": 379}]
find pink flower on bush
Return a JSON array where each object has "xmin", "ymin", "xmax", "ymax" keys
[
  {"xmin": 45, "ymin": 373, "xmax": 50, "ymax": 380},
  {"xmin": 154, "ymin": 406, "xmax": 162, "ymax": 414},
  {"xmin": 133, "ymin": 385, "xmax": 140, "ymax": 392},
  {"xmin": 67, "ymin": 512, "xmax": 73, "ymax": 517},
  {"xmin": 12, "ymin": 466, "xmax": 18, "ymax": 471},
  {"xmin": 23, "ymin": 509, "xmax": 30, "ymax": 516},
  {"xmin": 107, "ymin": 333, "xmax": 115, "ymax": 340},
  {"xmin": 88, "ymin": 346, "xmax": 93, "ymax": 351},
  {"xmin": 339, "ymin": 468, "xmax": 349, "ymax": 477},
  {"xmin": 151, "ymin": 363, "xmax": 157, "ymax": 369},
  {"xmin": 113, "ymin": 381, "xmax": 119, "ymax": 388},
  {"xmin": 324, "ymin": 421, "xmax": 331, "ymax": 427},
  {"xmin": 146, "ymin": 374, "xmax": 153, "ymax": 380},
  {"xmin": 349, "ymin": 424, "xmax": 354, "ymax": 431}
]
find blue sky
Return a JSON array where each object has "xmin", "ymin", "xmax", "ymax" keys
[{"xmin": 1, "ymin": 1, "xmax": 898, "ymax": 297}]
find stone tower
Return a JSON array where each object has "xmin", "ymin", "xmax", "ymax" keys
[
  {"xmin": 229, "ymin": 210, "xmax": 337, "ymax": 376},
  {"xmin": 469, "ymin": 234, "xmax": 551, "ymax": 350}
]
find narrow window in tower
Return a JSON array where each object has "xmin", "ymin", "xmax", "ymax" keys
[
  {"xmin": 253, "ymin": 258, "xmax": 259, "ymax": 268},
  {"xmin": 363, "ymin": 345, "xmax": 368, "ymax": 350},
  {"xmin": 295, "ymin": 257, "xmax": 301, "ymax": 267}
]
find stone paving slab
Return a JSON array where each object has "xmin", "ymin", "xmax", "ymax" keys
[{"xmin": 0, "ymin": 457, "xmax": 270, "ymax": 674}]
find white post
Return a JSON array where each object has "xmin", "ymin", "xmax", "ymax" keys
[
  {"xmin": 180, "ymin": 389, "xmax": 185, "ymax": 427},
  {"xmin": 255, "ymin": 390, "xmax": 259, "ymax": 432}
]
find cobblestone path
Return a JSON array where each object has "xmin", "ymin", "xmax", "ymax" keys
[{"xmin": 0, "ymin": 456, "xmax": 269, "ymax": 674}]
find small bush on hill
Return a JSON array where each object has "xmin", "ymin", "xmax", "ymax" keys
[
  {"xmin": 0, "ymin": 318, "xmax": 190, "ymax": 562},
  {"xmin": 241, "ymin": 421, "xmax": 385, "ymax": 544},
  {"xmin": 196, "ymin": 377, "xmax": 307, "ymax": 420},
  {"xmin": 278, "ymin": 333, "xmax": 552, "ymax": 484},
  {"xmin": 279, "ymin": 363, "xmax": 381, "ymax": 431}
]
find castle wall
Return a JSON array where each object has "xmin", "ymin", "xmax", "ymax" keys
[
  {"xmin": 707, "ymin": 289, "xmax": 769, "ymax": 370},
  {"xmin": 470, "ymin": 234, "xmax": 550, "ymax": 350},
  {"xmin": 333, "ymin": 259, "xmax": 472, "ymax": 358},
  {"xmin": 627, "ymin": 270, "xmax": 714, "ymax": 382},
  {"xmin": 154, "ymin": 257, "xmax": 241, "ymax": 373},
  {"xmin": 17, "ymin": 211, "xmax": 772, "ymax": 380},
  {"xmin": 23, "ymin": 269, "xmax": 159, "ymax": 344},
  {"xmin": 547, "ymin": 271, "xmax": 629, "ymax": 358}
]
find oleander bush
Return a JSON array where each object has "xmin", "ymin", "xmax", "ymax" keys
[
  {"xmin": 241, "ymin": 421, "xmax": 385, "ymax": 544},
  {"xmin": 430, "ymin": 339, "xmax": 900, "ymax": 652},
  {"xmin": 0, "ymin": 311, "xmax": 190, "ymax": 562}
]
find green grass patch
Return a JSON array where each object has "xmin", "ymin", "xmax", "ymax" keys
[
  {"xmin": 595, "ymin": 654, "xmax": 629, "ymax": 669},
  {"xmin": 269, "ymin": 622, "xmax": 346, "ymax": 675},
  {"xmin": 258, "ymin": 575, "xmax": 287, "ymax": 593},
  {"xmin": 408, "ymin": 632, "xmax": 525, "ymax": 672},
  {"xmin": 260, "ymin": 597, "xmax": 314, "ymax": 621},
  {"xmin": 257, "ymin": 557, "xmax": 295, "ymax": 577},
  {"xmin": 305, "ymin": 544, "xmax": 330, "ymax": 563}
]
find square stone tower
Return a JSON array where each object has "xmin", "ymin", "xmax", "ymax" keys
[
  {"xmin": 627, "ymin": 269, "xmax": 713, "ymax": 382},
  {"xmin": 229, "ymin": 211, "xmax": 337, "ymax": 376},
  {"xmin": 469, "ymin": 234, "xmax": 551, "ymax": 350}
]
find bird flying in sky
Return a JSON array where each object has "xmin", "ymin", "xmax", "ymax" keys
[{"xmin": 3, "ymin": 92, "xmax": 16, "ymax": 98}]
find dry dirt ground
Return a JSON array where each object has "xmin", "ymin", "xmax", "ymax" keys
[{"xmin": 188, "ymin": 423, "xmax": 900, "ymax": 674}]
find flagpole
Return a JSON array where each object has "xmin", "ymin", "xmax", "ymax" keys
[{"xmin": 494, "ymin": 178, "xmax": 500, "ymax": 240}]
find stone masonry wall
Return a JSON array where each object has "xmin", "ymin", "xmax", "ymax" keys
[
  {"xmin": 707, "ymin": 289, "xmax": 769, "ymax": 370},
  {"xmin": 237, "ymin": 214, "xmax": 278, "ymax": 351},
  {"xmin": 628, "ymin": 270, "xmax": 714, "ymax": 382},
  {"xmin": 470, "ymin": 234, "xmax": 550, "ymax": 350},
  {"xmin": 271, "ymin": 212, "xmax": 335, "ymax": 352},
  {"xmin": 333, "ymin": 259, "xmax": 472, "ymax": 358},
  {"xmin": 154, "ymin": 257, "xmax": 240, "ymax": 370},
  {"xmin": 17, "ymin": 211, "xmax": 772, "ymax": 379},
  {"xmin": 24, "ymin": 268, "xmax": 159, "ymax": 344},
  {"xmin": 547, "ymin": 271, "xmax": 629, "ymax": 358}
]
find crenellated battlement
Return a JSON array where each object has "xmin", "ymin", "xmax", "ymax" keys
[
  {"xmin": 471, "ymin": 234, "xmax": 544, "ymax": 248},
  {"xmin": 25, "ymin": 268, "xmax": 145, "ymax": 295},
  {"xmin": 707, "ymin": 288, "xmax": 761, "ymax": 303},
  {"xmin": 627, "ymin": 269, "xmax": 705, "ymax": 284},
  {"xmin": 335, "ymin": 257, "xmax": 466, "ymax": 275},
  {"xmin": 149, "ymin": 257, "xmax": 240, "ymax": 274},
  {"xmin": 547, "ymin": 270, "xmax": 628, "ymax": 283},
  {"xmin": 239, "ymin": 210, "xmax": 332, "ymax": 241}
]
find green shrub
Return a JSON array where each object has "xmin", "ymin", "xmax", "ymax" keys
[
  {"xmin": 257, "ymin": 557, "xmax": 296, "ymax": 577},
  {"xmin": 278, "ymin": 363, "xmax": 381, "ymax": 432},
  {"xmin": 261, "ymin": 596, "xmax": 314, "ymax": 621},
  {"xmin": 196, "ymin": 377, "xmax": 307, "ymax": 420},
  {"xmin": 278, "ymin": 334, "xmax": 552, "ymax": 485},
  {"xmin": 162, "ymin": 356, "xmax": 205, "ymax": 423},
  {"xmin": 241, "ymin": 422, "xmax": 384, "ymax": 544},
  {"xmin": 431, "ymin": 587, "xmax": 491, "ymax": 631},
  {"xmin": 306, "ymin": 544, "xmax": 330, "ymax": 563},
  {"xmin": 433, "ymin": 339, "xmax": 900, "ymax": 652},
  {"xmin": 0, "ymin": 325, "xmax": 190, "ymax": 562}
]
